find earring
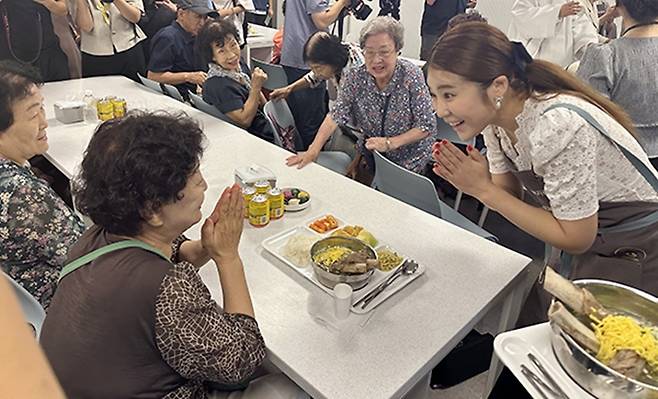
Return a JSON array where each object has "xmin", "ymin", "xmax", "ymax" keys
[{"xmin": 494, "ymin": 96, "xmax": 503, "ymax": 110}]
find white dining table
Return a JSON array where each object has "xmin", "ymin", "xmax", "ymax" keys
[{"xmin": 41, "ymin": 76, "xmax": 533, "ymax": 399}]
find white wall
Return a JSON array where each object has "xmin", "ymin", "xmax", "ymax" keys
[{"xmin": 341, "ymin": 0, "xmax": 515, "ymax": 59}]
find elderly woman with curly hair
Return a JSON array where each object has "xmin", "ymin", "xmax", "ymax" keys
[
  {"xmin": 286, "ymin": 17, "xmax": 437, "ymax": 185},
  {"xmin": 40, "ymin": 112, "xmax": 308, "ymax": 399}
]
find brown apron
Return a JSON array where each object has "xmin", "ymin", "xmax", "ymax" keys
[{"xmin": 506, "ymin": 103, "xmax": 658, "ymax": 325}]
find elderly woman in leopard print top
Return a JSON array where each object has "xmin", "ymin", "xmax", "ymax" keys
[{"xmin": 41, "ymin": 112, "xmax": 307, "ymax": 399}]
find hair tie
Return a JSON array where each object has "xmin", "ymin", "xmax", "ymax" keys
[{"xmin": 510, "ymin": 41, "xmax": 533, "ymax": 81}]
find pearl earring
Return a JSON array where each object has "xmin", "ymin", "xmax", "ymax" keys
[{"xmin": 494, "ymin": 96, "xmax": 503, "ymax": 110}]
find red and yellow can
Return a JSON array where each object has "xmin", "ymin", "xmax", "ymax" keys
[
  {"xmin": 242, "ymin": 186, "xmax": 257, "ymax": 218},
  {"xmin": 111, "ymin": 97, "xmax": 127, "ymax": 118},
  {"xmin": 96, "ymin": 98, "xmax": 114, "ymax": 121},
  {"xmin": 268, "ymin": 188, "xmax": 284, "ymax": 220},
  {"xmin": 248, "ymin": 194, "xmax": 270, "ymax": 227},
  {"xmin": 254, "ymin": 180, "xmax": 270, "ymax": 195}
]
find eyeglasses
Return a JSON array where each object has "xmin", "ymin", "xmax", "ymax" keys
[{"xmin": 363, "ymin": 48, "xmax": 397, "ymax": 60}]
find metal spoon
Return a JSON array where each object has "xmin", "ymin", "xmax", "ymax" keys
[
  {"xmin": 353, "ymin": 260, "xmax": 410, "ymax": 307},
  {"xmin": 360, "ymin": 260, "xmax": 419, "ymax": 309}
]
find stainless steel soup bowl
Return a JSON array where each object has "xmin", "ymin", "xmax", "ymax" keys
[
  {"xmin": 550, "ymin": 279, "xmax": 658, "ymax": 399},
  {"xmin": 310, "ymin": 236, "xmax": 376, "ymax": 290}
]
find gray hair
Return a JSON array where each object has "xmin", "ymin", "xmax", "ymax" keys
[{"xmin": 359, "ymin": 16, "xmax": 404, "ymax": 51}]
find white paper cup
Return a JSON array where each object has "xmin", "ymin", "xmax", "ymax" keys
[{"xmin": 333, "ymin": 283, "xmax": 353, "ymax": 319}]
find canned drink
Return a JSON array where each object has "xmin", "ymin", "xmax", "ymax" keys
[
  {"xmin": 254, "ymin": 180, "xmax": 271, "ymax": 195},
  {"xmin": 268, "ymin": 188, "xmax": 284, "ymax": 220},
  {"xmin": 111, "ymin": 97, "xmax": 127, "ymax": 118},
  {"xmin": 249, "ymin": 194, "xmax": 270, "ymax": 227},
  {"xmin": 96, "ymin": 99, "xmax": 114, "ymax": 121},
  {"xmin": 242, "ymin": 186, "xmax": 257, "ymax": 218}
]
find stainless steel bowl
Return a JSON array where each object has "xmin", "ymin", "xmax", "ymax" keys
[
  {"xmin": 550, "ymin": 279, "xmax": 658, "ymax": 399},
  {"xmin": 310, "ymin": 236, "xmax": 377, "ymax": 290}
]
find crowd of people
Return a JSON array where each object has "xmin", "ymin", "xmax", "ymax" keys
[{"xmin": 2, "ymin": 0, "xmax": 658, "ymax": 397}]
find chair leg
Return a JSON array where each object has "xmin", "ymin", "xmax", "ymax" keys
[
  {"xmin": 478, "ymin": 206, "xmax": 490, "ymax": 227},
  {"xmin": 454, "ymin": 190, "xmax": 463, "ymax": 211}
]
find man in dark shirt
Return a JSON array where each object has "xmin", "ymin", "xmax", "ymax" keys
[
  {"xmin": 420, "ymin": 0, "xmax": 475, "ymax": 61},
  {"xmin": 139, "ymin": 0, "xmax": 177, "ymax": 64},
  {"xmin": 0, "ymin": 0, "xmax": 70, "ymax": 81},
  {"xmin": 147, "ymin": 0, "xmax": 218, "ymax": 98}
]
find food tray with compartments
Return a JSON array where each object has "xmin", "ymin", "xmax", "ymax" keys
[{"xmin": 261, "ymin": 214, "xmax": 425, "ymax": 313}]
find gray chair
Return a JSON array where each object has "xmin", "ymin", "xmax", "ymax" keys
[
  {"xmin": 162, "ymin": 83, "xmax": 185, "ymax": 102},
  {"xmin": 189, "ymin": 93, "xmax": 237, "ymax": 125},
  {"xmin": 251, "ymin": 58, "xmax": 289, "ymax": 91},
  {"xmin": 137, "ymin": 73, "xmax": 164, "ymax": 94},
  {"xmin": 435, "ymin": 116, "xmax": 490, "ymax": 227},
  {"xmin": 372, "ymin": 150, "xmax": 497, "ymax": 241},
  {"xmin": 2, "ymin": 272, "xmax": 46, "ymax": 339},
  {"xmin": 263, "ymin": 99, "xmax": 352, "ymax": 174}
]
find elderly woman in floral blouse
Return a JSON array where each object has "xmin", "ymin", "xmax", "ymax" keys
[
  {"xmin": 0, "ymin": 61, "xmax": 85, "ymax": 310},
  {"xmin": 286, "ymin": 16, "xmax": 437, "ymax": 183},
  {"xmin": 41, "ymin": 112, "xmax": 306, "ymax": 399}
]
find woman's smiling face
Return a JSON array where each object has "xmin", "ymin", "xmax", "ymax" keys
[
  {"xmin": 427, "ymin": 67, "xmax": 498, "ymax": 141},
  {"xmin": 212, "ymin": 35, "xmax": 241, "ymax": 71},
  {"xmin": 0, "ymin": 85, "xmax": 49, "ymax": 164}
]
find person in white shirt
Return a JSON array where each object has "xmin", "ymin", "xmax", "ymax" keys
[
  {"xmin": 74, "ymin": 0, "xmax": 147, "ymax": 81},
  {"xmin": 213, "ymin": 0, "xmax": 254, "ymax": 46},
  {"xmin": 508, "ymin": 0, "xmax": 599, "ymax": 67}
]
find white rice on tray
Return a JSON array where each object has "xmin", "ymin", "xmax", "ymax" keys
[{"xmin": 282, "ymin": 234, "xmax": 318, "ymax": 267}]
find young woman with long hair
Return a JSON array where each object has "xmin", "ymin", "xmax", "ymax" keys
[{"xmin": 427, "ymin": 22, "xmax": 658, "ymax": 318}]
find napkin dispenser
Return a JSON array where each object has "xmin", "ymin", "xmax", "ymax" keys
[
  {"xmin": 54, "ymin": 101, "xmax": 85, "ymax": 124},
  {"xmin": 234, "ymin": 164, "xmax": 277, "ymax": 188}
]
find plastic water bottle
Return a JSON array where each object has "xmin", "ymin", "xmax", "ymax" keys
[{"xmin": 82, "ymin": 90, "xmax": 97, "ymax": 123}]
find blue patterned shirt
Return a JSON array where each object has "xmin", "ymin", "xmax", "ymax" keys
[{"xmin": 331, "ymin": 58, "xmax": 437, "ymax": 173}]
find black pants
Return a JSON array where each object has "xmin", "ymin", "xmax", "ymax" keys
[
  {"xmin": 82, "ymin": 43, "xmax": 146, "ymax": 83},
  {"xmin": 33, "ymin": 46, "xmax": 70, "ymax": 82},
  {"xmin": 282, "ymin": 65, "xmax": 328, "ymax": 150}
]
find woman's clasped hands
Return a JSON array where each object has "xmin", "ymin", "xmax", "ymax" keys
[{"xmin": 432, "ymin": 140, "xmax": 492, "ymax": 198}]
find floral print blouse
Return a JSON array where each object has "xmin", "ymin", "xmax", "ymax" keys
[
  {"xmin": 0, "ymin": 158, "xmax": 85, "ymax": 309},
  {"xmin": 483, "ymin": 94, "xmax": 658, "ymax": 220},
  {"xmin": 331, "ymin": 58, "xmax": 437, "ymax": 173}
]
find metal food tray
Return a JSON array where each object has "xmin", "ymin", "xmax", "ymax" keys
[{"xmin": 261, "ymin": 214, "xmax": 425, "ymax": 313}]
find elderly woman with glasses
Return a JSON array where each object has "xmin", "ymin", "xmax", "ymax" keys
[{"xmin": 286, "ymin": 16, "xmax": 437, "ymax": 184}]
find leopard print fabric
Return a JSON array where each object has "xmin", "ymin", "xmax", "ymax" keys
[{"xmin": 155, "ymin": 260, "xmax": 266, "ymax": 399}]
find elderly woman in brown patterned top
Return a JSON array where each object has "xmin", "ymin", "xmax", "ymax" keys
[{"xmin": 40, "ymin": 112, "xmax": 307, "ymax": 399}]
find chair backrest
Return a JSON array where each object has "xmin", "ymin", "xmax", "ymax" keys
[
  {"xmin": 189, "ymin": 93, "xmax": 237, "ymax": 125},
  {"xmin": 137, "ymin": 73, "xmax": 164, "ymax": 94},
  {"xmin": 251, "ymin": 58, "xmax": 289, "ymax": 91},
  {"xmin": 2, "ymin": 272, "xmax": 46, "ymax": 339},
  {"xmin": 163, "ymin": 83, "xmax": 185, "ymax": 102},
  {"xmin": 372, "ymin": 150, "xmax": 445, "ymax": 218},
  {"xmin": 372, "ymin": 151, "xmax": 497, "ymax": 241},
  {"xmin": 435, "ymin": 116, "xmax": 475, "ymax": 147},
  {"xmin": 263, "ymin": 99, "xmax": 303, "ymax": 151}
]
